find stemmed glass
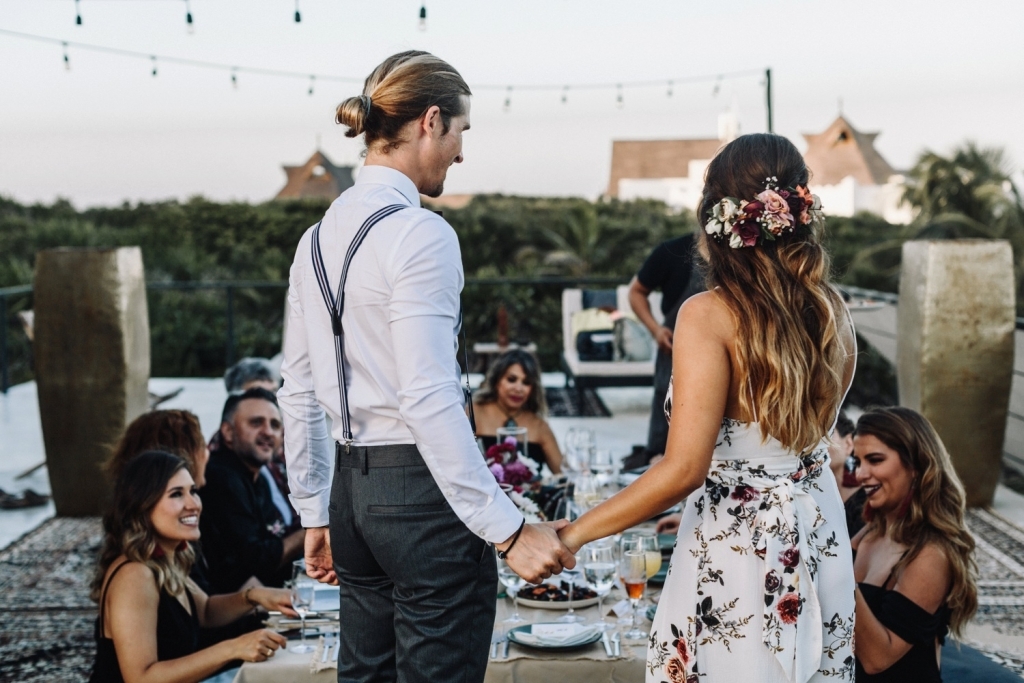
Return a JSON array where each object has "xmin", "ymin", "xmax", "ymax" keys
[
  {"xmin": 556, "ymin": 551, "xmax": 585, "ymax": 624},
  {"xmin": 582, "ymin": 541, "xmax": 617, "ymax": 631},
  {"xmin": 289, "ymin": 562, "xmax": 316, "ymax": 654},
  {"xmin": 620, "ymin": 550, "xmax": 648, "ymax": 640},
  {"xmin": 573, "ymin": 471, "xmax": 600, "ymax": 512},
  {"xmin": 496, "ymin": 549, "xmax": 527, "ymax": 625}
]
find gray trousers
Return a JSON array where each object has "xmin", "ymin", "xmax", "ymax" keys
[
  {"xmin": 646, "ymin": 348, "xmax": 673, "ymax": 457},
  {"xmin": 329, "ymin": 444, "xmax": 496, "ymax": 683}
]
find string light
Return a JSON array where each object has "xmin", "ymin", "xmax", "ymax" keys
[
  {"xmin": 74, "ymin": 0, "xmax": 82, "ymax": 26},
  {"xmin": 308, "ymin": 74, "xmax": 315, "ymax": 96},
  {"xmin": 712, "ymin": 75, "xmax": 722, "ymax": 97},
  {"xmin": 184, "ymin": 0, "xmax": 194, "ymax": 34},
  {"xmin": 62, "ymin": 41, "xmax": 70, "ymax": 70},
  {"xmin": 231, "ymin": 67, "xmax": 238, "ymax": 88},
  {"xmin": 294, "ymin": 0, "xmax": 301, "ymax": 23},
  {"xmin": 616, "ymin": 83, "xmax": 623, "ymax": 108},
  {"xmin": 3, "ymin": 29, "xmax": 766, "ymax": 103},
  {"xmin": 151, "ymin": 55, "xmax": 157, "ymax": 77},
  {"xmin": 418, "ymin": 4, "xmax": 427, "ymax": 31}
]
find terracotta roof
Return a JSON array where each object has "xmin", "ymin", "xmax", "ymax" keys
[
  {"xmin": 802, "ymin": 116, "xmax": 895, "ymax": 186},
  {"xmin": 274, "ymin": 150, "xmax": 355, "ymax": 201},
  {"xmin": 606, "ymin": 138, "xmax": 723, "ymax": 197}
]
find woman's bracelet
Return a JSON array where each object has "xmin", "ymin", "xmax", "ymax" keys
[
  {"xmin": 243, "ymin": 586, "xmax": 260, "ymax": 609},
  {"xmin": 496, "ymin": 519, "xmax": 527, "ymax": 560}
]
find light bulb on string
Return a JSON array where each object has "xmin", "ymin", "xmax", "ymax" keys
[
  {"xmin": 231, "ymin": 68, "xmax": 238, "ymax": 89},
  {"xmin": 151, "ymin": 56, "xmax": 158, "ymax": 77},
  {"xmin": 62, "ymin": 41, "xmax": 70, "ymax": 71},
  {"xmin": 561, "ymin": 86, "xmax": 569, "ymax": 104},
  {"xmin": 616, "ymin": 84, "xmax": 624, "ymax": 108},
  {"xmin": 418, "ymin": 4, "xmax": 427, "ymax": 31},
  {"xmin": 185, "ymin": 0, "xmax": 194, "ymax": 34},
  {"xmin": 294, "ymin": 0, "xmax": 301, "ymax": 23},
  {"xmin": 308, "ymin": 75, "xmax": 315, "ymax": 96},
  {"xmin": 74, "ymin": 0, "xmax": 82, "ymax": 25},
  {"xmin": 666, "ymin": 80, "xmax": 673, "ymax": 97},
  {"xmin": 712, "ymin": 75, "xmax": 722, "ymax": 97},
  {"xmin": 503, "ymin": 86, "xmax": 512, "ymax": 112}
]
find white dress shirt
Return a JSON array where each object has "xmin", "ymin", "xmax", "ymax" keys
[{"xmin": 278, "ymin": 165, "xmax": 523, "ymax": 543}]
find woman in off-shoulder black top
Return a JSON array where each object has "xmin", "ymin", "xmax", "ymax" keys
[
  {"xmin": 854, "ymin": 555, "xmax": 951, "ymax": 682},
  {"xmin": 849, "ymin": 408, "xmax": 978, "ymax": 683}
]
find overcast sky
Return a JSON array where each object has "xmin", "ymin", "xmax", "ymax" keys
[{"xmin": 1, "ymin": 0, "xmax": 1021, "ymax": 207}]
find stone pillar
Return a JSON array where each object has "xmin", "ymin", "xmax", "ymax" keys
[
  {"xmin": 897, "ymin": 240, "xmax": 1015, "ymax": 507},
  {"xmin": 34, "ymin": 248, "xmax": 150, "ymax": 516}
]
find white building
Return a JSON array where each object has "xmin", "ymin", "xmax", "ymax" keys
[{"xmin": 606, "ymin": 115, "xmax": 913, "ymax": 225}]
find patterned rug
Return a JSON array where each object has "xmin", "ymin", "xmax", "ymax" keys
[
  {"xmin": 4, "ymin": 509, "xmax": 1024, "ymax": 680},
  {"xmin": 544, "ymin": 387, "xmax": 612, "ymax": 418}
]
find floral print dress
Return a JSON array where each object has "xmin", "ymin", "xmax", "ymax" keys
[{"xmin": 648, "ymin": 407, "xmax": 856, "ymax": 683}]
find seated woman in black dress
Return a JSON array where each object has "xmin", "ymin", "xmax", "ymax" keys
[
  {"xmin": 852, "ymin": 407, "xmax": 978, "ymax": 681},
  {"xmin": 473, "ymin": 349, "xmax": 563, "ymax": 474},
  {"xmin": 90, "ymin": 451, "xmax": 296, "ymax": 683}
]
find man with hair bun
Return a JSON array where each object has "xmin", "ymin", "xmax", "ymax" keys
[{"xmin": 278, "ymin": 51, "xmax": 574, "ymax": 682}]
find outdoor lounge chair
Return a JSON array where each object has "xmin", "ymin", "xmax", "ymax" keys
[{"xmin": 560, "ymin": 285, "xmax": 663, "ymax": 401}]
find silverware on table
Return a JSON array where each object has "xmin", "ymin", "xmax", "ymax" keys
[
  {"xmin": 601, "ymin": 631, "xmax": 613, "ymax": 657},
  {"xmin": 320, "ymin": 635, "xmax": 333, "ymax": 663},
  {"xmin": 490, "ymin": 632, "xmax": 504, "ymax": 659},
  {"xmin": 611, "ymin": 632, "xmax": 621, "ymax": 657},
  {"xmin": 331, "ymin": 637, "xmax": 340, "ymax": 662},
  {"xmin": 501, "ymin": 637, "xmax": 510, "ymax": 659}
]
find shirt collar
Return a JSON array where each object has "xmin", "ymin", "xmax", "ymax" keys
[{"xmin": 354, "ymin": 165, "xmax": 422, "ymax": 208}]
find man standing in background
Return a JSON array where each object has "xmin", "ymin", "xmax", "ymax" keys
[{"xmin": 629, "ymin": 230, "xmax": 704, "ymax": 464}]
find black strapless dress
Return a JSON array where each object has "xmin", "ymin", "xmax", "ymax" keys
[
  {"xmin": 856, "ymin": 581, "xmax": 950, "ymax": 682},
  {"xmin": 90, "ymin": 562, "xmax": 201, "ymax": 683}
]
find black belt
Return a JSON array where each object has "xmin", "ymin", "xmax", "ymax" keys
[{"xmin": 335, "ymin": 442, "xmax": 423, "ymax": 474}]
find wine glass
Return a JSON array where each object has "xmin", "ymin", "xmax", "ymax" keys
[
  {"xmin": 288, "ymin": 574, "xmax": 316, "ymax": 654},
  {"xmin": 556, "ymin": 551, "xmax": 585, "ymax": 624},
  {"xmin": 575, "ymin": 429, "xmax": 595, "ymax": 472},
  {"xmin": 619, "ymin": 550, "xmax": 648, "ymax": 640},
  {"xmin": 573, "ymin": 471, "xmax": 600, "ymax": 512},
  {"xmin": 496, "ymin": 550, "xmax": 527, "ymax": 625},
  {"xmin": 582, "ymin": 541, "xmax": 617, "ymax": 631},
  {"xmin": 554, "ymin": 487, "xmax": 581, "ymax": 523}
]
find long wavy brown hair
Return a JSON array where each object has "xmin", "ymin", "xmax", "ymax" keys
[
  {"xmin": 698, "ymin": 133, "xmax": 847, "ymax": 453},
  {"xmin": 854, "ymin": 406, "xmax": 978, "ymax": 636},
  {"xmin": 91, "ymin": 450, "xmax": 196, "ymax": 603}
]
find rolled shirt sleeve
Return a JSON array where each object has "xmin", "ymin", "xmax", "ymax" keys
[
  {"xmin": 388, "ymin": 214, "xmax": 523, "ymax": 543},
  {"xmin": 278, "ymin": 236, "xmax": 335, "ymax": 528}
]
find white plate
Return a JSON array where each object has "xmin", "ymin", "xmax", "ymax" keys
[{"xmin": 515, "ymin": 595, "xmax": 600, "ymax": 610}]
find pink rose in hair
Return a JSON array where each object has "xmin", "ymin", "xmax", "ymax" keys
[
  {"xmin": 733, "ymin": 219, "xmax": 761, "ymax": 247},
  {"xmin": 757, "ymin": 190, "xmax": 794, "ymax": 227}
]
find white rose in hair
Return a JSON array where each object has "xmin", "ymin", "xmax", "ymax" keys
[
  {"xmin": 705, "ymin": 218, "xmax": 725, "ymax": 236},
  {"xmin": 729, "ymin": 231, "xmax": 744, "ymax": 249},
  {"xmin": 713, "ymin": 198, "xmax": 740, "ymax": 223}
]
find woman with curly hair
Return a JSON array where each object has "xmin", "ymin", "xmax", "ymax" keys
[
  {"xmin": 852, "ymin": 406, "xmax": 978, "ymax": 681},
  {"xmin": 90, "ymin": 450, "xmax": 295, "ymax": 683},
  {"xmin": 473, "ymin": 349, "xmax": 563, "ymax": 473},
  {"xmin": 559, "ymin": 133, "xmax": 857, "ymax": 681}
]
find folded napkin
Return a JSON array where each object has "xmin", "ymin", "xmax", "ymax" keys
[{"xmin": 512, "ymin": 623, "xmax": 600, "ymax": 647}]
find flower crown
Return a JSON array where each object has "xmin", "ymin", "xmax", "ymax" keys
[{"xmin": 704, "ymin": 177, "xmax": 822, "ymax": 249}]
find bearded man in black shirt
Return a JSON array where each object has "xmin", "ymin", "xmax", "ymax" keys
[
  {"xmin": 200, "ymin": 388, "xmax": 306, "ymax": 592},
  {"xmin": 628, "ymin": 231, "xmax": 705, "ymax": 464}
]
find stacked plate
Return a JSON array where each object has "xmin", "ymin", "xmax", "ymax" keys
[{"xmin": 507, "ymin": 623, "xmax": 602, "ymax": 651}]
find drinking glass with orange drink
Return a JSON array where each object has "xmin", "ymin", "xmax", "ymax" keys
[{"xmin": 619, "ymin": 550, "xmax": 648, "ymax": 640}]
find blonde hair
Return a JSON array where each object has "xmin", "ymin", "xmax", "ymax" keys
[
  {"xmin": 336, "ymin": 50, "xmax": 471, "ymax": 154},
  {"xmin": 855, "ymin": 406, "xmax": 978, "ymax": 636},
  {"xmin": 699, "ymin": 134, "xmax": 846, "ymax": 453}
]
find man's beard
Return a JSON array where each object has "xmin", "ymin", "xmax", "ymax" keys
[
  {"xmin": 234, "ymin": 442, "xmax": 271, "ymax": 469},
  {"xmin": 423, "ymin": 179, "xmax": 445, "ymax": 198}
]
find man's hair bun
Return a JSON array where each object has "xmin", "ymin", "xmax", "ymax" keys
[{"xmin": 336, "ymin": 96, "xmax": 368, "ymax": 138}]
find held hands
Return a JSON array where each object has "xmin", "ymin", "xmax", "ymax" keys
[
  {"xmin": 304, "ymin": 527, "xmax": 338, "ymax": 585},
  {"xmin": 232, "ymin": 629, "xmax": 287, "ymax": 662},
  {"xmin": 499, "ymin": 521, "xmax": 576, "ymax": 584}
]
